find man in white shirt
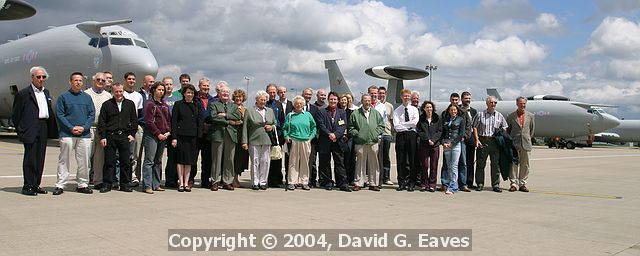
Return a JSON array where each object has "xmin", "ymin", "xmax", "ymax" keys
[
  {"xmin": 122, "ymin": 72, "xmax": 143, "ymax": 187},
  {"xmin": 392, "ymin": 89, "xmax": 420, "ymax": 191}
]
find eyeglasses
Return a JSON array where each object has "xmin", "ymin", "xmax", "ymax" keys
[
  {"xmin": 490, "ymin": 102, "xmax": 497, "ymax": 104},
  {"xmin": 35, "ymin": 75, "xmax": 47, "ymax": 79},
  {"xmin": 97, "ymin": 79, "xmax": 106, "ymax": 82}
]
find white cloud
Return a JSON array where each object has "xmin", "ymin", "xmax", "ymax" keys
[
  {"xmin": 434, "ymin": 36, "xmax": 547, "ymax": 68},
  {"xmin": 520, "ymin": 80, "xmax": 564, "ymax": 96},
  {"xmin": 549, "ymin": 72, "xmax": 587, "ymax": 80},
  {"xmin": 579, "ymin": 17, "xmax": 640, "ymax": 59},
  {"xmin": 608, "ymin": 59, "xmax": 640, "ymax": 80},
  {"xmin": 479, "ymin": 13, "xmax": 562, "ymax": 39},
  {"xmin": 570, "ymin": 83, "xmax": 640, "ymax": 103}
]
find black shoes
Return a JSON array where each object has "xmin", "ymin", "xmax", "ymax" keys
[
  {"xmin": 119, "ymin": 186, "xmax": 133, "ymax": 192},
  {"xmin": 21, "ymin": 187, "xmax": 37, "ymax": 196},
  {"xmin": 76, "ymin": 187, "xmax": 93, "ymax": 194},
  {"xmin": 259, "ymin": 185, "xmax": 268, "ymax": 190},
  {"xmin": 492, "ymin": 187, "xmax": 502, "ymax": 193},
  {"xmin": 475, "ymin": 186, "xmax": 484, "ymax": 192},
  {"xmin": 407, "ymin": 185, "xmax": 415, "ymax": 192},
  {"xmin": 325, "ymin": 183, "xmax": 334, "ymax": 191},
  {"xmin": 396, "ymin": 186, "xmax": 406, "ymax": 191},
  {"xmin": 99, "ymin": 186, "xmax": 111, "ymax": 193},
  {"xmin": 339, "ymin": 185, "xmax": 352, "ymax": 192},
  {"xmin": 53, "ymin": 187, "xmax": 64, "ymax": 195},
  {"xmin": 35, "ymin": 187, "xmax": 48, "ymax": 194}
]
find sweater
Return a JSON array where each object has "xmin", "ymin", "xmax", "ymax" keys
[
  {"xmin": 283, "ymin": 111, "xmax": 316, "ymax": 141},
  {"xmin": 55, "ymin": 89, "xmax": 95, "ymax": 138},
  {"xmin": 84, "ymin": 88, "xmax": 112, "ymax": 125}
]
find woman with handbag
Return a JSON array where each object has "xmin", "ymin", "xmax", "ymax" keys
[
  {"xmin": 241, "ymin": 90, "xmax": 277, "ymax": 190},
  {"xmin": 283, "ymin": 96, "xmax": 316, "ymax": 191}
]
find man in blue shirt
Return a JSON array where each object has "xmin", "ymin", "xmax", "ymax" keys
[{"xmin": 53, "ymin": 72, "xmax": 95, "ymax": 195}]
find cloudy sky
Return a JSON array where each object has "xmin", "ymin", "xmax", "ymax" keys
[{"xmin": 3, "ymin": 0, "xmax": 640, "ymax": 118}]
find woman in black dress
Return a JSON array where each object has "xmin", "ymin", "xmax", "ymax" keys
[
  {"xmin": 232, "ymin": 89, "xmax": 249, "ymax": 187},
  {"xmin": 171, "ymin": 84, "xmax": 203, "ymax": 192}
]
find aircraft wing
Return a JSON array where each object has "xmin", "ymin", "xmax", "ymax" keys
[
  {"xmin": 76, "ymin": 19, "xmax": 132, "ymax": 33},
  {"xmin": 571, "ymin": 102, "xmax": 618, "ymax": 109}
]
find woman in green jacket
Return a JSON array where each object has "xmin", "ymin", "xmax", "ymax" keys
[{"xmin": 283, "ymin": 95, "xmax": 316, "ymax": 191}]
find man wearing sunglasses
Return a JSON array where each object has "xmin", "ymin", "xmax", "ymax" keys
[
  {"xmin": 12, "ymin": 66, "xmax": 59, "ymax": 196},
  {"xmin": 472, "ymin": 95, "xmax": 508, "ymax": 193},
  {"xmin": 86, "ymin": 72, "xmax": 113, "ymax": 189}
]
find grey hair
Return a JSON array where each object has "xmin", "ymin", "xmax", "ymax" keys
[
  {"xmin": 255, "ymin": 90, "xmax": 269, "ymax": 102},
  {"xmin": 361, "ymin": 94, "xmax": 371, "ymax": 102},
  {"xmin": 293, "ymin": 95, "xmax": 304, "ymax": 105},
  {"xmin": 485, "ymin": 95, "xmax": 497, "ymax": 103},
  {"xmin": 92, "ymin": 72, "xmax": 105, "ymax": 81},
  {"xmin": 411, "ymin": 91, "xmax": 420, "ymax": 97},
  {"xmin": 516, "ymin": 96, "xmax": 527, "ymax": 103},
  {"xmin": 198, "ymin": 77, "xmax": 210, "ymax": 85},
  {"xmin": 215, "ymin": 80, "xmax": 228, "ymax": 92},
  {"xmin": 30, "ymin": 66, "xmax": 48, "ymax": 79}
]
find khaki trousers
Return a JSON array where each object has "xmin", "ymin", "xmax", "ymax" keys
[
  {"xmin": 354, "ymin": 143, "xmax": 379, "ymax": 187},
  {"xmin": 287, "ymin": 139, "xmax": 311, "ymax": 185},
  {"xmin": 510, "ymin": 148, "xmax": 530, "ymax": 186}
]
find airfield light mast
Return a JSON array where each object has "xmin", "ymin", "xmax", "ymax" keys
[
  {"xmin": 244, "ymin": 76, "xmax": 251, "ymax": 94},
  {"xmin": 426, "ymin": 64, "xmax": 438, "ymax": 100}
]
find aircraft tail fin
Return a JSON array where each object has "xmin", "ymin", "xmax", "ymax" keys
[
  {"xmin": 325, "ymin": 59, "xmax": 353, "ymax": 96},
  {"xmin": 386, "ymin": 79, "xmax": 404, "ymax": 107},
  {"xmin": 486, "ymin": 88, "xmax": 503, "ymax": 101},
  {"xmin": 76, "ymin": 19, "xmax": 133, "ymax": 34}
]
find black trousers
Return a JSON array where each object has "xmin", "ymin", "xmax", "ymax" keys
[
  {"xmin": 318, "ymin": 142, "xmax": 347, "ymax": 187},
  {"xmin": 465, "ymin": 141, "xmax": 476, "ymax": 186},
  {"xmin": 103, "ymin": 133, "xmax": 132, "ymax": 187},
  {"xmin": 22, "ymin": 120, "xmax": 48, "ymax": 189},
  {"xmin": 164, "ymin": 143, "xmax": 178, "ymax": 187},
  {"xmin": 309, "ymin": 142, "xmax": 318, "ymax": 185},
  {"xmin": 189, "ymin": 139, "xmax": 212, "ymax": 188},
  {"xmin": 395, "ymin": 131, "xmax": 417, "ymax": 187}
]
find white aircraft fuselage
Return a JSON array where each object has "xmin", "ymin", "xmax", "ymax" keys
[{"xmin": 0, "ymin": 20, "xmax": 158, "ymax": 118}]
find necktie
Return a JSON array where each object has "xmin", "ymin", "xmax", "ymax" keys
[
  {"xmin": 404, "ymin": 107, "xmax": 409, "ymax": 122},
  {"xmin": 223, "ymin": 102, "xmax": 227, "ymax": 113}
]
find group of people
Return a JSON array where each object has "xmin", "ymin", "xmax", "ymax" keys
[{"xmin": 12, "ymin": 66, "xmax": 535, "ymax": 196}]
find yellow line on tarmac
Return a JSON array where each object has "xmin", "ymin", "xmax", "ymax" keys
[{"xmin": 530, "ymin": 189, "xmax": 622, "ymax": 199}]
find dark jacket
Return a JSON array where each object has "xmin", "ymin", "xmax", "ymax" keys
[
  {"xmin": 12, "ymin": 84, "xmax": 58, "ymax": 143},
  {"xmin": 417, "ymin": 112, "xmax": 442, "ymax": 146},
  {"xmin": 316, "ymin": 107, "xmax": 348, "ymax": 153},
  {"xmin": 308, "ymin": 103, "xmax": 320, "ymax": 144},
  {"xmin": 144, "ymin": 99, "xmax": 171, "ymax": 137},
  {"xmin": 460, "ymin": 106, "xmax": 477, "ymax": 144},
  {"xmin": 441, "ymin": 115, "xmax": 465, "ymax": 146},
  {"xmin": 494, "ymin": 129, "xmax": 518, "ymax": 181},
  {"xmin": 97, "ymin": 98, "xmax": 138, "ymax": 139},
  {"xmin": 171, "ymin": 100, "xmax": 203, "ymax": 138}
]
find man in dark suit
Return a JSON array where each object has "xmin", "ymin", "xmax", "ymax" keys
[
  {"xmin": 12, "ymin": 66, "xmax": 58, "ymax": 196},
  {"xmin": 277, "ymin": 86, "xmax": 293, "ymax": 185},
  {"xmin": 189, "ymin": 78, "xmax": 215, "ymax": 189},
  {"xmin": 266, "ymin": 83, "xmax": 285, "ymax": 187},
  {"xmin": 317, "ymin": 91, "xmax": 351, "ymax": 192}
]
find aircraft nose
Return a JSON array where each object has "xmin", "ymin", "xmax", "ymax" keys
[
  {"xmin": 599, "ymin": 113, "xmax": 621, "ymax": 131},
  {"xmin": 117, "ymin": 50, "xmax": 158, "ymax": 77}
]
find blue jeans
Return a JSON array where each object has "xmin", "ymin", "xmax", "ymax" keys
[
  {"xmin": 443, "ymin": 143, "xmax": 461, "ymax": 192},
  {"xmin": 441, "ymin": 143, "xmax": 467, "ymax": 187},
  {"xmin": 142, "ymin": 131, "xmax": 165, "ymax": 189}
]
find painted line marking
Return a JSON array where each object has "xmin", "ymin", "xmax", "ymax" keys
[
  {"xmin": 529, "ymin": 190, "xmax": 622, "ymax": 199},
  {"xmin": 531, "ymin": 154, "xmax": 640, "ymax": 161}
]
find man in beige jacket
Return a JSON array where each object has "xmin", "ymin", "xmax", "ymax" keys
[{"xmin": 506, "ymin": 96, "xmax": 535, "ymax": 192}]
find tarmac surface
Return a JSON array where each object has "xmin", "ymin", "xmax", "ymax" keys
[{"xmin": 0, "ymin": 134, "xmax": 639, "ymax": 256}]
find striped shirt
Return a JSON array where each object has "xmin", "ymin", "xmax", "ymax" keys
[{"xmin": 472, "ymin": 109, "xmax": 508, "ymax": 136}]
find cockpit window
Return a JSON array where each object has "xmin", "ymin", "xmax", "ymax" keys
[
  {"xmin": 99, "ymin": 38, "xmax": 108, "ymax": 48},
  {"xmin": 89, "ymin": 37, "xmax": 110, "ymax": 48},
  {"xmin": 110, "ymin": 37, "xmax": 134, "ymax": 46},
  {"xmin": 88, "ymin": 38, "xmax": 99, "ymax": 47},
  {"xmin": 134, "ymin": 39, "xmax": 148, "ymax": 49}
]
